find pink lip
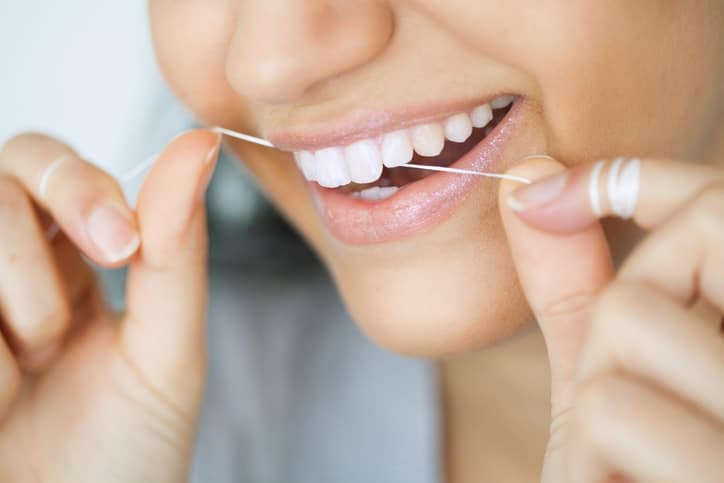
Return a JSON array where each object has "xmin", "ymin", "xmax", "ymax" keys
[
  {"xmin": 267, "ymin": 95, "xmax": 511, "ymax": 152},
  {"xmin": 302, "ymin": 98, "xmax": 526, "ymax": 245}
]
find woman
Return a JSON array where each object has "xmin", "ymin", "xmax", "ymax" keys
[{"xmin": 0, "ymin": 1, "xmax": 722, "ymax": 481}]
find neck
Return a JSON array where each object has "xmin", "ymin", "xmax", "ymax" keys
[{"xmin": 440, "ymin": 328, "xmax": 550, "ymax": 483}]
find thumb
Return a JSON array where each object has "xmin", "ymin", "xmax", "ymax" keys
[
  {"xmin": 498, "ymin": 156, "xmax": 614, "ymax": 415},
  {"xmin": 122, "ymin": 129, "xmax": 220, "ymax": 409}
]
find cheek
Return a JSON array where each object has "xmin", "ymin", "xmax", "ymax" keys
[
  {"xmin": 150, "ymin": 0, "xmax": 247, "ymax": 126},
  {"xmin": 418, "ymin": 0, "xmax": 720, "ymax": 160}
]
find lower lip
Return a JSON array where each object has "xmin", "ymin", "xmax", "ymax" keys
[{"xmin": 307, "ymin": 99, "xmax": 526, "ymax": 244}]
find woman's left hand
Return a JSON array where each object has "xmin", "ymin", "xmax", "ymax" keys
[{"xmin": 498, "ymin": 155, "xmax": 724, "ymax": 483}]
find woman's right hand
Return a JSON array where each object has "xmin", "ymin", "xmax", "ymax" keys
[
  {"xmin": 499, "ymin": 155, "xmax": 724, "ymax": 482},
  {"xmin": 0, "ymin": 130, "xmax": 219, "ymax": 483}
]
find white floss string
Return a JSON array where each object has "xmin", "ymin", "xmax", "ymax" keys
[
  {"xmin": 211, "ymin": 127, "xmax": 275, "ymax": 148},
  {"xmin": 608, "ymin": 157, "xmax": 641, "ymax": 219},
  {"xmin": 46, "ymin": 126, "xmax": 530, "ymax": 240},
  {"xmin": 47, "ymin": 125, "xmax": 533, "ymax": 239},
  {"xmin": 209, "ymin": 127, "xmax": 531, "ymax": 184},
  {"xmin": 588, "ymin": 157, "xmax": 641, "ymax": 219},
  {"xmin": 400, "ymin": 163, "xmax": 532, "ymax": 184},
  {"xmin": 39, "ymin": 154, "xmax": 73, "ymax": 199},
  {"xmin": 110, "ymin": 127, "xmax": 530, "ymax": 185}
]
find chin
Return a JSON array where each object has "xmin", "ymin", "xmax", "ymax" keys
[
  {"xmin": 224, "ymin": 94, "xmax": 547, "ymax": 356},
  {"xmin": 341, "ymin": 269, "xmax": 535, "ymax": 358}
]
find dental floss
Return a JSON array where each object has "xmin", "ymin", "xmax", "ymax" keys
[
  {"xmin": 39, "ymin": 154, "xmax": 73, "ymax": 199},
  {"xmin": 400, "ymin": 163, "xmax": 531, "ymax": 184},
  {"xmin": 115, "ymin": 127, "xmax": 531, "ymax": 186},
  {"xmin": 588, "ymin": 157, "xmax": 641, "ymax": 220},
  {"xmin": 209, "ymin": 127, "xmax": 531, "ymax": 184},
  {"xmin": 46, "ymin": 125, "xmax": 533, "ymax": 241},
  {"xmin": 608, "ymin": 157, "xmax": 640, "ymax": 219},
  {"xmin": 211, "ymin": 127, "xmax": 275, "ymax": 148},
  {"xmin": 120, "ymin": 154, "xmax": 159, "ymax": 183}
]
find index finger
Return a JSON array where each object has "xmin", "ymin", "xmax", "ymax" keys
[
  {"xmin": 0, "ymin": 133, "xmax": 140, "ymax": 266},
  {"xmin": 505, "ymin": 157, "xmax": 724, "ymax": 232}
]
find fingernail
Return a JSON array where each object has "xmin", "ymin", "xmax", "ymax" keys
[
  {"xmin": 86, "ymin": 202, "xmax": 141, "ymax": 263},
  {"xmin": 507, "ymin": 171, "xmax": 568, "ymax": 212}
]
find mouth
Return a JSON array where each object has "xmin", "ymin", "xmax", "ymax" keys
[{"xmin": 272, "ymin": 95, "xmax": 522, "ymax": 244}]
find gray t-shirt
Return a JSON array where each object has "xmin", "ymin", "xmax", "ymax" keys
[{"xmin": 190, "ymin": 258, "xmax": 440, "ymax": 483}]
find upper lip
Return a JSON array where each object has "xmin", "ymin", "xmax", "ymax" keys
[{"xmin": 265, "ymin": 94, "xmax": 512, "ymax": 152}]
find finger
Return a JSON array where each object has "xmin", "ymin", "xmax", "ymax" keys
[
  {"xmin": 0, "ymin": 176, "xmax": 71, "ymax": 365},
  {"xmin": 0, "ymin": 133, "xmax": 140, "ymax": 267},
  {"xmin": 579, "ymin": 281, "xmax": 724, "ymax": 423},
  {"xmin": 0, "ymin": 334, "xmax": 21, "ymax": 422},
  {"xmin": 571, "ymin": 374, "xmax": 724, "ymax": 483},
  {"xmin": 618, "ymin": 183, "xmax": 724, "ymax": 314},
  {"xmin": 506, "ymin": 157, "xmax": 724, "ymax": 233},
  {"xmin": 51, "ymin": 232, "xmax": 96, "ymax": 312},
  {"xmin": 122, "ymin": 129, "xmax": 220, "ymax": 409},
  {"xmin": 498, "ymin": 156, "xmax": 615, "ymax": 414},
  {"xmin": 35, "ymin": 208, "xmax": 97, "ymax": 309}
]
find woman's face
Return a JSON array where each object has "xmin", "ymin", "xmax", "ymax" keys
[{"xmin": 149, "ymin": 0, "xmax": 723, "ymax": 356}]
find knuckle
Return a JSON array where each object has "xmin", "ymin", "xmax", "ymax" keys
[
  {"xmin": 2, "ymin": 131, "xmax": 51, "ymax": 150},
  {"xmin": 0, "ymin": 176, "xmax": 31, "ymax": 217},
  {"xmin": 573, "ymin": 379, "xmax": 608, "ymax": 428},
  {"xmin": 1, "ymin": 132, "xmax": 57, "ymax": 167},
  {"xmin": 591, "ymin": 282, "xmax": 652, "ymax": 326},
  {"xmin": 15, "ymin": 304, "xmax": 72, "ymax": 351},
  {"xmin": 573, "ymin": 375, "xmax": 631, "ymax": 440},
  {"xmin": 49, "ymin": 155, "xmax": 119, "ymax": 197},
  {"xmin": 689, "ymin": 185, "xmax": 724, "ymax": 237},
  {"xmin": 537, "ymin": 288, "xmax": 601, "ymax": 324},
  {"xmin": 587, "ymin": 282, "xmax": 661, "ymax": 353}
]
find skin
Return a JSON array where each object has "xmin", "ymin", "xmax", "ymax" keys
[
  {"xmin": 0, "ymin": 1, "xmax": 721, "ymax": 482},
  {"xmin": 149, "ymin": 0, "xmax": 723, "ymax": 355}
]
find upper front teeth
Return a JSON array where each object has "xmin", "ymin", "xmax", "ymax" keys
[
  {"xmin": 293, "ymin": 96, "xmax": 513, "ymax": 188},
  {"xmin": 470, "ymin": 104, "xmax": 493, "ymax": 128},
  {"xmin": 412, "ymin": 123, "xmax": 445, "ymax": 157},
  {"xmin": 345, "ymin": 139, "xmax": 383, "ymax": 183},
  {"xmin": 381, "ymin": 130, "xmax": 414, "ymax": 168},
  {"xmin": 444, "ymin": 113, "xmax": 473, "ymax": 142}
]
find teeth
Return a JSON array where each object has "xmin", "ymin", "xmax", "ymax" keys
[
  {"xmin": 490, "ymin": 95, "xmax": 514, "ymax": 109},
  {"xmin": 412, "ymin": 123, "xmax": 445, "ymax": 157},
  {"xmin": 293, "ymin": 95, "xmax": 514, "ymax": 186},
  {"xmin": 381, "ymin": 130, "xmax": 414, "ymax": 168},
  {"xmin": 356, "ymin": 186, "xmax": 399, "ymax": 201},
  {"xmin": 470, "ymin": 104, "xmax": 493, "ymax": 128},
  {"xmin": 294, "ymin": 151, "xmax": 316, "ymax": 181},
  {"xmin": 315, "ymin": 147, "xmax": 350, "ymax": 188},
  {"xmin": 344, "ymin": 139, "xmax": 383, "ymax": 184},
  {"xmin": 444, "ymin": 113, "xmax": 473, "ymax": 143}
]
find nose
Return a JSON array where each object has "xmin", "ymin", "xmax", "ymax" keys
[{"xmin": 227, "ymin": 0, "xmax": 393, "ymax": 104}]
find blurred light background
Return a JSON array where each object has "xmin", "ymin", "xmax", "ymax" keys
[{"xmin": 0, "ymin": 0, "xmax": 316, "ymax": 289}]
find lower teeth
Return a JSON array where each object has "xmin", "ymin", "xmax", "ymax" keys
[{"xmin": 352, "ymin": 186, "xmax": 400, "ymax": 201}]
